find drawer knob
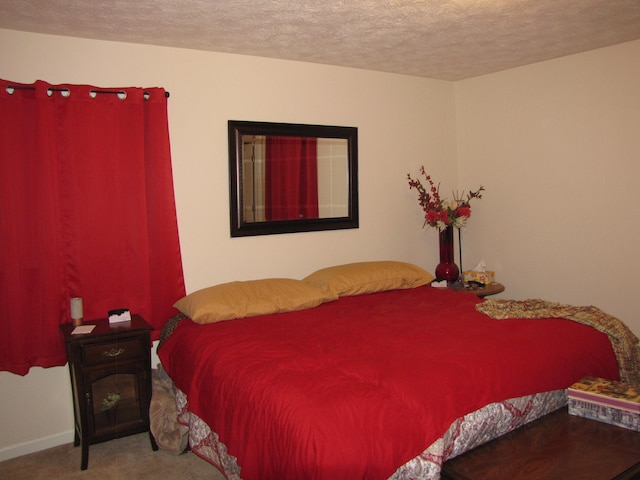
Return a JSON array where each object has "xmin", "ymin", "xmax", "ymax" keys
[{"xmin": 102, "ymin": 347, "xmax": 125, "ymax": 358}]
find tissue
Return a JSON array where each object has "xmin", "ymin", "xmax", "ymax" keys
[
  {"xmin": 472, "ymin": 260, "xmax": 487, "ymax": 272},
  {"xmin": 463, "ymin": 259, "xmax": 495, "ymax": 285}
]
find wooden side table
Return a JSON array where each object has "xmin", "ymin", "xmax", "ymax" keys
[
  {"xmin": 441, "ymin": 407, "xmax": 640, "ymax": 480},
  {"xmin": 448, "ymin": 282, "xmax": 505, "ymax": 298},
  {"xmin": 61, "ymin": 315, "xmax": 158, "ymax": 470}
]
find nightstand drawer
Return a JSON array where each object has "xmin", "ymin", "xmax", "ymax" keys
[{"xmin": 81, "ymin": 337, "xmax": 144, "ymax": 365}]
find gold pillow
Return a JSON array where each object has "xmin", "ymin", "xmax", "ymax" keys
[
  {"xmin": 303, "ymin": 261, "xmax": 434, "ymax": 297},
  {"xmin": 173, "ymin": 278, "xmax": 338, "ymax": 324}
]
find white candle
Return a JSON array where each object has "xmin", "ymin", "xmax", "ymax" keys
[{"xmin": 70, "ymin": 297, "xmax": 83, "ymax": 320}]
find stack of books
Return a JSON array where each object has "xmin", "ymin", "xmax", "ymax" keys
[{"xmin": 568, "ymin": 376, "xmax": 640, "ymax": 431}]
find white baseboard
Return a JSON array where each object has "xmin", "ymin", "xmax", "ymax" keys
[{"xmin": 0, "ymin": 430, "xmax": 74, "ymax": 462}]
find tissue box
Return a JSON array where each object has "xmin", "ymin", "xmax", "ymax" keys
[
  {"xmin": 463, "ymin": 270, "xmax": 495, "ymax": 285},
  {"xmin": 568, "ymin": 376, "xmax": 640, "ymax": 431}
]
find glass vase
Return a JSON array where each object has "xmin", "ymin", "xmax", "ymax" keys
[{"xmin": 435, "ymin": 225, "xmax": 459, "ymax": 283}]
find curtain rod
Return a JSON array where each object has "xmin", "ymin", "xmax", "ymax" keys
[{"xmin": 7, "ymin": 84, "xmax": 170, "ymax": 98}]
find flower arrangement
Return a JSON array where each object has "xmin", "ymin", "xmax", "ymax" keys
[{"xmin": 407, "ymin": 166, "xmax": 484, "ymax": 230}]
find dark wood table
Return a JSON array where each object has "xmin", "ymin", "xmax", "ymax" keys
[
  {"xmin": 441, "ymin": 407, "xmax": 640, "ymax": 480},
  {"xmin": 61, "ymin": 315, "xmax": 158, "ymax": 470}
]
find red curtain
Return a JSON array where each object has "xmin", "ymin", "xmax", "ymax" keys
[
  {"xmin": 265, "ymin": 136, "xmax": 319, "ymax": 221},
  {"xmin": 0, "ymin": 79, "xmax": 185, "ymax": 375}
]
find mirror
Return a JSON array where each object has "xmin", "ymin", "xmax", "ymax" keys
[{"xmin": 229, "ymin": 120, "xmax": 359, "ymax": 237}]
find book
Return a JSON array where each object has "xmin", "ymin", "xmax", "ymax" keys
[
  {"xmin": 568, "ymin": 376, "xmax": 640, "ymax": 431},
  {"xmin": 71, "ymin": 325, "xmax": 96, "ymax": 335}
]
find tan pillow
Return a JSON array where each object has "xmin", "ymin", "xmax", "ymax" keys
[
  {"xmin": 303, "ymin": 261, "xmax": 434, "ymax": 297},
  {"xmin": 173, "ymin": 278, "xmax": 338, "ymax": 324}
]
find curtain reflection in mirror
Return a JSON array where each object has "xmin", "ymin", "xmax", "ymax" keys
[
  {"xmin": 242, "ymin": 135, "xmax": 349, "ymax": 223},
  {"xmin": 266, "ymin": 136, "xmax": 319, "ymax": 221}
]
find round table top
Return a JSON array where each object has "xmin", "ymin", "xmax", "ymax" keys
[{"xmin": 448, "ymin": 282, "xmax": 505, "ymax": 298}]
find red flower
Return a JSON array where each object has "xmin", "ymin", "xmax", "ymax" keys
[
  {"xmin": 455, "ymin": 206, "xmax": 471, "ymax": 218},
  {"xmin": 425, "ymin": 210, "xmax": 440, "ymax": 224}
]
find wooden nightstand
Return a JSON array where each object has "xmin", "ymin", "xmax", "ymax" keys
[
  {"xmin": 448, "ymin": 282, "xmax": 505, "ymax": 298},
  {"xmin": 61, "ymin": 315, "xmax": 158, "ymax": 470},
  {"xmin": 441, "ymin": 407, "xmax": 640, "ymax": 480}
]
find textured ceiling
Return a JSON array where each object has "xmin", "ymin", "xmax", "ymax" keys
[{"xmin": 2, "ymin": 0, "xmax": 640, "ymax": 80}]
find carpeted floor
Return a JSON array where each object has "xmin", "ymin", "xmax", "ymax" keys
[{"xmin": 0, "ymin": 433, "xmax": 226, "ymax": 480}]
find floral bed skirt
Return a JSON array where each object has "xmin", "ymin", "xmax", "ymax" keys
[{"xmin": 175, "ymin": 388, "xmax": 567, "ymax": 480}]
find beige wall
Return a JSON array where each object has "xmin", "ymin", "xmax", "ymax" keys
[
  {"xmin": 1, "ymin": 27, "xmax": 638, "ymax": 460},
  {"xmin": 455, "ymin": 39, "xmax": 640, "ymax": 340},
  {"xmin": 0, "ymin": 28, "xmax": 456, "ymax": 458}
]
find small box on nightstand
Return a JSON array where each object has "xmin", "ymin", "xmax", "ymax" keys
[{"xmin": 462, "ymin": 270, "xmax": 495, "ymax": 285}]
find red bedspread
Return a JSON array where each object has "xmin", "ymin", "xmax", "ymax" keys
[{"xmin": 159, "ymin": 286, "xmax": 618, "ymax": 480}]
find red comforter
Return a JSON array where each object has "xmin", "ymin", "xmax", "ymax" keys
[{"xmin": 159, "ymin": 286, "xmax": 618, "ymax": 480}]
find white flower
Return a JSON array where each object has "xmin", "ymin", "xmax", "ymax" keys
[{"xmin": 452, "ymin": 217, "xmax": 468, "ymax": 229}]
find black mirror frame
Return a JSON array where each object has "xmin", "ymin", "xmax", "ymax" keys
[{"xmin": 228, "ymin": 120, "xmax": 359, "ymax": 237}]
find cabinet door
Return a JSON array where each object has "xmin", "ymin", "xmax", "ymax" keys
[{"xmin": 87, "ymin": 363, "xmax": 147, "ymax": 437}]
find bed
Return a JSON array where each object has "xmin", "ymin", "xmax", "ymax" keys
[{"xmin": 157, "ymin": 261, "xmax": 640, "ymax": 480}]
